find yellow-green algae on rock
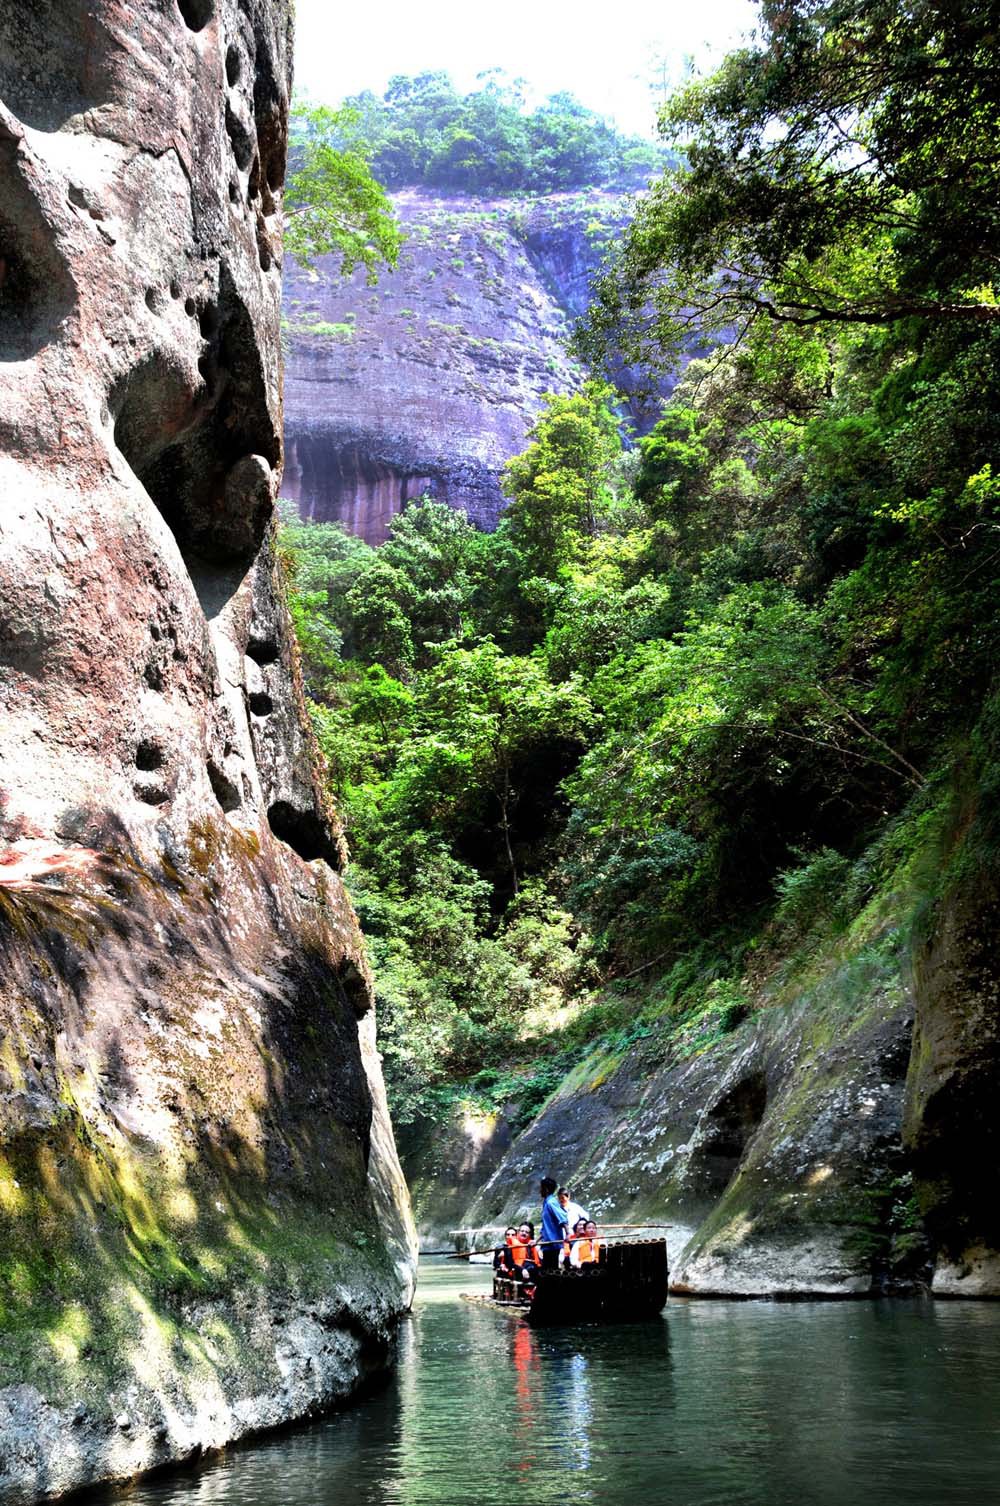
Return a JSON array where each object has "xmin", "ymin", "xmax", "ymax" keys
[{"xmin": 0, "ymin": 0, "xmax": 415, "ymax": 1498}]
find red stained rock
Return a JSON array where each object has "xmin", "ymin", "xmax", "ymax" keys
[{"xmin": 0, "ymin": 3, "xmax": 414, "ymax": 1497}]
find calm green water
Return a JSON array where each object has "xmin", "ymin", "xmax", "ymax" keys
[{"xmin": 121, "ymin": 1264, "xmax": 1000, "ymax": 1506}]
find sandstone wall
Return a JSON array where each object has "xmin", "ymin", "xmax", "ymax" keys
[
  {"xmin": 904, "ymin": 784, "xmax": 1000, "ymax": 1297},
  {"xmin": 282, "ymin": 190, "xmax": 670, "ymax": 544},
  {"xmin": 0, "ymin": 3, "xmax": 415, "ymax": 1499}
]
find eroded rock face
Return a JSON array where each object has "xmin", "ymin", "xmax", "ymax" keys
[
  {"xmin": 403, "ymin": 1105, "xmax": 515, "ymax": 1251},
  {"xmin": 424, "ymin": 938, "xmax": 924, "ymax": 1298},
  {"xmin": 0, "ymin": 3, "xmax": 415, "ymax": 1499},
  {"xmin": 905, "ymin": 803, "xmax": 1000, "ymax": 1297},
  {"xmin": 282, "ymin": 190, "xmax": 670, "ymax": 544}
]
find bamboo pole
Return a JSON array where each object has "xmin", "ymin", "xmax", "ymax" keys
[
  {"xmin": 590, "ymin": 1223, "xmax": 673, "ymax": 1230},
  {"xmin": 421, "ymin": 1228, "xmax": 671, "ymax": 1260}
]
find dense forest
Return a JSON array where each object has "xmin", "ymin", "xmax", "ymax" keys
[
  {"xmin": 282, "ymin": 0, "xmax": 1000, "ymax": 1133},
  {"xmin": 318, "ymin": 71, "xmax": 665, "ymax": 195},
  {"xmin": 284, "ymin": 73, "xmax": 663, "ymax": 277}
]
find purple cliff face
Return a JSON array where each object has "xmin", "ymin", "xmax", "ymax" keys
[{"xmin": 281, "ymin": 189, "xmax": 675, "ymax": 545}]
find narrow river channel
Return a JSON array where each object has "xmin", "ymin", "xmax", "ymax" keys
[{"xmin": 115, "ymin": 1264, "xmax": 1000, "ymax": 1506}]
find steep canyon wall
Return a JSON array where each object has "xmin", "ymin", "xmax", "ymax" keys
[
  {"xmin": 282, "ymin": 190, "xmax": 665, "ymax": 544},
  {"xmin": 0, "ymin": 3, "xmax": 415, "ymax": 1499}
]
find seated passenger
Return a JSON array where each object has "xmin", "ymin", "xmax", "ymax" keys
[
  {"xmin": 494, "ymin": 1226, "xmax": 518, "ymax": 1276},
  {"xmin": 510, "ymin": 1222, "xmax": 541, "ymax": 1284},
  {"xmin": 564, "ymin": 1216, "xmax": 588, "ymax": 1268},
  {"xmin": 569, "ymin": 1219, "xmax": 603, "ymax": 1267}
]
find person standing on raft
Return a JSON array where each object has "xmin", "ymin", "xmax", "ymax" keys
[
  {"xmin": 539, "ymin": 1176, "xmax": 569, "ymax": 1271},
  {"xmin": 558, "ymin": 1186, "xmax": 588, "ymax": 1231}
]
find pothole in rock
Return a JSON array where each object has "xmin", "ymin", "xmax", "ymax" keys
[
  {"xmin": 225, "ymin": 100, "xmax": 255, "ymax": 172},
  {"xmin": 207, "ymin": 758, "xmax": 241, "ymax": 813},
  {"xmin": 135, "ymin": 739, "xmax": 166, "ymax": 772},
  {"xmin": 177, "ymin": 0, "xmax": 213, "ymax": 32},
  {"xmin": 0, "ymin": 149, "xmax": 76, "ymax": 359},
  {"xmin": 134, "ymin": 780, "xmax": 169, "ymax": 807},
  {"xmin": 256, "ymin": 218, "xmax": 272, "ymax": 272},
  {"xmin": 688, "ymin": 1071, "xmax": 769, "ymax": 1197},
  {"xmin": 110, "ymin": 266, "xmax": 279, "ymax": 566},
  {"xmin": 267, "ymin": 800, "xmax": 339, "ymax": 868},
  {"xmin": 336, "ymin": 956, "xmax": 370, "ymax": 1017},
  {"xmin": 246, "ymin": 633, "xmax": 279, "ymax": 666},
  {"xmin": 252, "ymin": 38, "xmax": 288, "ymax": 195}
]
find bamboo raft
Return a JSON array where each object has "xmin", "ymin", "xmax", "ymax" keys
[{"xmin": 486, "ymin": 1238, "xmax": 669, "ymax": 1325}]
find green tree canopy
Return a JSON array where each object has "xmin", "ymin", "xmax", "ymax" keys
[
  {"xmin": 501, "ymin": 382, "xmax": 623, "ymax": 578},
  {"xmin": 398, "ymin": 642, "xmax": 593, "ymax": 892},
  {"xmin": 337, "ymin": 71, "xmax": 665, "ymax": 196},
  {"xmin": 584, "ymin": 0, "xmax": 1000, "ymax": 371},
  {"xmin": 285, "ymin": 102, "xmax": 402, "ymax": 279}
]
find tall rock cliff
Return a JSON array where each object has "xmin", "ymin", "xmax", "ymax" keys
[
  {"xmin": 0, "ymin": 3, "xmax": 415, "ymax": 1499},
  {"xmin": 903, "ymin": 764, "xmax": 1000, "ymax": 1297},
  {"xmin": 282, "ymin": 190, "xmax": 665, "ymax": 544}
]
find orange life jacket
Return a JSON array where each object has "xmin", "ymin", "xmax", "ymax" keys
[
  {"xmin": 576, "ymin": 1237, "xmax": 602, "ymax": 1264},
  {"xmin": 510, "ymin": 1236, "xmax": 538, "ymax": 1267}
]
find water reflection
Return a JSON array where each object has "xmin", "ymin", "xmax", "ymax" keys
[
  {"xmin": 511, "ymin": 1321, "xmax": 542, "ymax": 1476},
  {"xmin": 106, "ymin": 1266, "xmax": 1000, "ymax": 1506}
]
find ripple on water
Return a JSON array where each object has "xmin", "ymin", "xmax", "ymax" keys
[{"xmin": 112, "ymin": 1265, "xmax": 1000, "ymax": 1506}]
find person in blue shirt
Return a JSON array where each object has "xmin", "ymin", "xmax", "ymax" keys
[{"xmin": 539, "ymin": 1176, "xmax": 568, "ymax": 1271}]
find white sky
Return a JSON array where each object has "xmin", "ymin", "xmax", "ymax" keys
[{"xmin": 293, "ymin": 0, "xmax": 759, "ymax": 138}]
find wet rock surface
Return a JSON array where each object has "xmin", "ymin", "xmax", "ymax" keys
[
  {"xmin": 282, "ymin": 190, "xmax": 669, "ymax": 544},
  {"xmin": 414, "ymin": 775, "xmax": 1000, "ymax": 1300},
  {"xmin": 905, "ymin": 794, "xmax": 1000, "ymax": 1297},
  {"xmin": 415, "ymin": 936, "xmax": 926, "ymax": 1298},
  {"xmin": 0, "ymin": 2, "xmax": 415, "ymax": 1499},
  {"xmin": 403, "ymin": 1106, "xmax": 515, "ymax": 1251}
]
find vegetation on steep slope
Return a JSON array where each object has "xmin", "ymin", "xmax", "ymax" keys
[
  {"xmin": 281, "ymin": 2, "xmax": 1000, "ymax": 1128},
  {"xmin": 585, "ymin": 0, "xmax": 1000, "ymax": 363}
]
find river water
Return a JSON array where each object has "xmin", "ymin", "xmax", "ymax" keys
[{"xmin": 120, "ymin": 1263, "xmax": 1000, "ymax": 1506}]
